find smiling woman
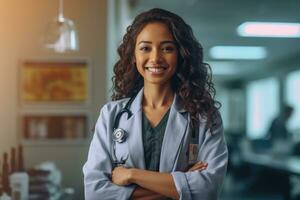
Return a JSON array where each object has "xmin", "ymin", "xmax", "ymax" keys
[{"xmin": 83, "ymin": 8, "xmax": 228, "ymax": 200}]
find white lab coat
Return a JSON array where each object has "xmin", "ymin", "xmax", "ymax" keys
[{"xmin": 83, "ymin": 88, "xmax": 228, "ymax": 200}]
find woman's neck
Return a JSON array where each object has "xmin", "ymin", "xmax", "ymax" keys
[{"xmin": 143, "ymin": 84, "xmax": 174, "ymax": 109}]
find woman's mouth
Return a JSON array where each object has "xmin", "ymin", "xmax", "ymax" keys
[{"xmin": 145, "ymin": 66, "xmax": 167, "ymax": 74}]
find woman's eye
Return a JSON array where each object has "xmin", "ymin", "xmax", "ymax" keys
[
  {"xmin": 139, "ymin": 46, "xmax": 150, "ymax": 52},
  {"xmin": 162, "ymin": 46, "xmax": 175, "ymax": 52}
]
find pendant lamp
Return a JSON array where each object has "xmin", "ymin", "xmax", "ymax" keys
[{"xmin": 44, "ymin": 0, "xmax": 79, "ymax": 53}]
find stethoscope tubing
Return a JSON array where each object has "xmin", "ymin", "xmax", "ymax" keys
[{"xmin": 111, "ymin": 95, "xmax": 136, "ymax": 169}]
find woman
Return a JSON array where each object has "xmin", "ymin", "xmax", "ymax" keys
[{"xmin": 83, "ymin": 8, "xmax": 228, "ymax": 200}]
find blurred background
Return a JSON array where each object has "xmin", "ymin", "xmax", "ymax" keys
[{"xmin": 0, "ymin": 0, "xmax": 299, "ymax": 199}]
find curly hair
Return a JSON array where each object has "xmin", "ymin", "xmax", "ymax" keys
[{"xmin": 112, "ymin": 8, "xmax": 220, "ymax": 128}]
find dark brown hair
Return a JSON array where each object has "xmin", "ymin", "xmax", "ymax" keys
[{"xmin": 112, "ymin": 8, "xmax": 220, "ymax": 128}]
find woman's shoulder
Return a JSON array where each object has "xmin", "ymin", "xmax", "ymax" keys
[
  {"xmin": 100, "ymin": 97, "xmax": 130, "ymax": 113},
  {"xmin": 198, "ymin": 110, "xmax": 222, "ymax": 124}
]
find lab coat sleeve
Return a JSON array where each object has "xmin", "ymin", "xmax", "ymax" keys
[
  {"xmin": 171, "ymin": 113, "xmax": 228, "ymax": 200},
  {"xmin": 83, "ymin": 104, "xmax": 136, "ymax": 200}
]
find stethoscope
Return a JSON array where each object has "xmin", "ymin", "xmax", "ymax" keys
[
  {"xmin": 110, "ymin": 94, "xmax": 199, "ymax": 169},
  {"xmin": 111, "ymin": 95, "xmax": 136, "ymax": 169}
]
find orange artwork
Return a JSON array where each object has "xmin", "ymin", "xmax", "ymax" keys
[{"xmin": 22, "ymin": 62, "xmax": 88, "ymax": 102}]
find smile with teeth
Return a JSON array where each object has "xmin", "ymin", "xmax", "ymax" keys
[{"xmin": 145, "ymin": 66, "xmax": 167, "ymax": 73}]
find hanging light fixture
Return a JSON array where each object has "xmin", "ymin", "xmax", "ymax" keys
[{"xmin": 44, "ymin": 0, "xmax": 79, "ymax": 53}]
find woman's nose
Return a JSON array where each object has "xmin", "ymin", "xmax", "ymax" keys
[{"xmin": 149, "ymin": 49, "xmax": 162, "ymax": 63}]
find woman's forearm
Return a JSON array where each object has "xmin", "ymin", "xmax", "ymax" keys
[
  {"xmin": 129, "ymin": 169, "xmax": 179, "ymax": 199},
  {"xmin": 112, "ymin": 161, "xmax": 207, "ymax": 199}
]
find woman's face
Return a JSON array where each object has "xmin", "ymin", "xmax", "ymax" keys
[{"xmin": 134, "ymin": 22, "xmax": 178, "ymax": 87}]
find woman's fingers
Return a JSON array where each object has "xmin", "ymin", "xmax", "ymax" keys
[
  {"xmin": 189, "ymin": 164, "xmax": 207, "ymax": 171},
  {"xmin": 188, "ymin": 161, "xmax": 208, "ymax": 172},
  {"xmin": 111, "ymin": 166, "xmax": 131, "ymax": 186}
]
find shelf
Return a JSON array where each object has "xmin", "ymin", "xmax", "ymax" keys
[{"xmin": 21, "ymin": 139, "xmax": 90, "ymax": 147}]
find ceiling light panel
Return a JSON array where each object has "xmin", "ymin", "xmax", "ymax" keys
[
  {"xmin": 210, "ymin": 46, "xmax": 267, "ymax": 60},
  {"xmin": 237, "ymin": 22, "xmax": 300, "ymax": 38}
]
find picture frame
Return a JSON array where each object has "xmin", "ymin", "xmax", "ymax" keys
[
  {"xmin": 20, "ymin": 60, "xmax": 90, "ymax": 104},
  {"xmin": 21, "ymin": 113, "xmax": 89, "ymax": 140}
]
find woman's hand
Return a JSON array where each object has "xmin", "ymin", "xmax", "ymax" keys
[
  {"xmin": 188, "ymin": 161, "xmax": 208, "ymax": 172},
  {"xmin": 112, "ymin": 166, "xmax": 132, "ymax": 186}
]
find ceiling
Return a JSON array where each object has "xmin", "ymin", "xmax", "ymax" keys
[{"xmin": 130, "ymin": 0, "xmax": 300, "ymax": 82}]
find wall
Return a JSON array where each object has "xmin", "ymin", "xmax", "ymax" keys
[
  {"xmin": 106, "ymin": 0, "xmax": 132, "ymax": 98},
  {"xmin": 0, "ymin": 0, "xmax": 107, "ymax": 199}
]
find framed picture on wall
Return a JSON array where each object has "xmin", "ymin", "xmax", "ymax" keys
[
  {"xmin": 20, "ymin": 60, "xmax": 89, "ymax": 104},
  {"xmin": 22, "ymin": 114, "xmax": 88, "ymax": 140}
]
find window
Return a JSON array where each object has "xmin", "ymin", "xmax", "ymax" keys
[
  {"xmin": 286, "ymin": 70, "xmax": 300, "ymax": 133},
  {"xmin": 246, "ymin": 77, "xmax": 279, "ymax": 139}
]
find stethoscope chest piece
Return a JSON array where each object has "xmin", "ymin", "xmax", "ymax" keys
[{"xmin": 112, "ymin": 128, "xmax": 127, "ymax": 143}]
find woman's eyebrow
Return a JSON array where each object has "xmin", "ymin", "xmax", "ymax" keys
[
  {"xmin": 160, "ymin": 41, "xmax": 175, "ymax": 45},
  {"xmin": 137, "ymin": 40, "xmax": 175, "ymax": 45},
  {"xmin": 138, "ymin": 41, "xmax": 152, "ymax": 45}
]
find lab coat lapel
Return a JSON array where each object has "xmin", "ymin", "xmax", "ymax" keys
[
  {"xmin": 125, "ymin": 111, "xmax": 146, "ymax": 169},
  {"xmin": 160, "ymin": 94, "xmax": 188, "ymax": 172},
  {"xmin": 121, "ymin": 89, "xmax": 146, "ymax": 169}
]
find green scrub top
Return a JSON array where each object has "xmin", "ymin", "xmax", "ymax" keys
[{"xmin": 142, "ymin": 109, "xmax": 170, "ymax": 171}]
